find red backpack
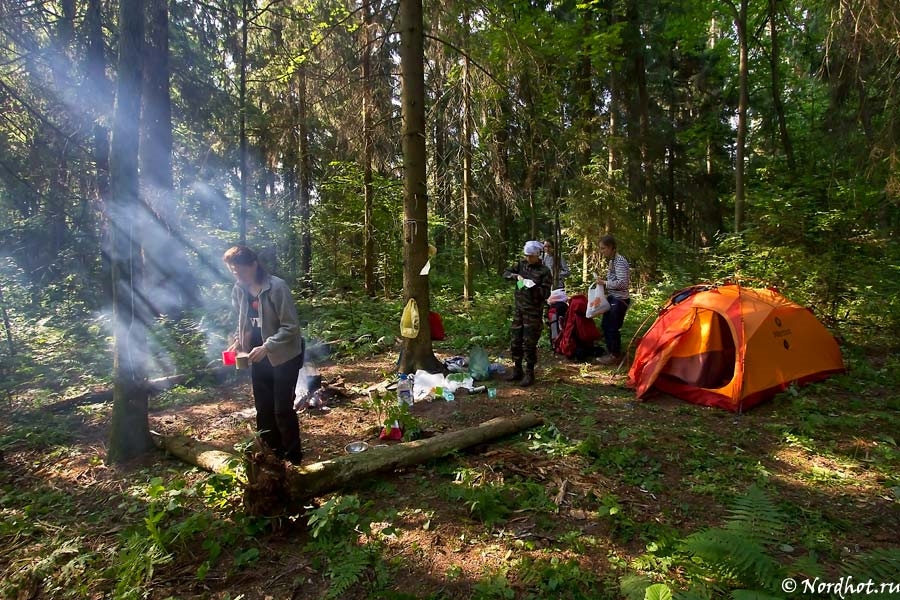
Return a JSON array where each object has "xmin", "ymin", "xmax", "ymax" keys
[{"xmin": 556, "ymin": 294, "xmax": 601, "ymax": 359}]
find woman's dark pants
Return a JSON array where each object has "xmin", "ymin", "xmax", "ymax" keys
[
  {"xmin": 250, "ymin": 353, "xmax": 303, "ymax": 461},
  {"xmin": 601, "ymin": 297, "xmax": 631, "ymax": 356}
]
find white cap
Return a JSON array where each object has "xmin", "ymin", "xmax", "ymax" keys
[{"xmin": 523, "ymin": 240, "xmax": 543, "ymax": 256}]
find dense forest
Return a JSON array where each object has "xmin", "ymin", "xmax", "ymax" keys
[
  {"xmin": 2, "ymin": 0, "xmax": 897, "ymax": 311},
  {"xmin": 1, "ymin": 0, "xmax": 898, "ymax": 598}
]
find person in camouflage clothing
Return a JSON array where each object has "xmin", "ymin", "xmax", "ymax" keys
[{"xmin": 502, "ymin": 241, "xmax": 552, "ymax": 387}]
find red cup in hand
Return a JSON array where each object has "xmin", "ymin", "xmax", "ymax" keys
[{"xmin": 222, "ymin": 350, "xmax": 237, "ymax": 366}]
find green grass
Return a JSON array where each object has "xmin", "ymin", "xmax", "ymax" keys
[{"xmin": 1, "ymin": 271, "xmax": 899, "ymax": 599}]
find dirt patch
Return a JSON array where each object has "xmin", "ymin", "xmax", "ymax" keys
[{"xmin": 3, "ymin": 350, "xmax": 897, "ymax": 599}]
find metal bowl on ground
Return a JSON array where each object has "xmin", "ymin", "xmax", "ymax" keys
[{"xmin": 345, "ymin": 441, "xmax": 369, "ymax": 454}]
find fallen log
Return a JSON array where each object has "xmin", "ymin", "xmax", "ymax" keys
[
  {"xmin": 150, "ymin": 431, "xmax": 242, "ymax": 475},
  {"xmin": 45, "ymin": 366, "xmax": 239, "ymax": 413},
  {"xmin": 287, "ymin": 413, "xmax": 543, "ymax": 501},
  {"xmin": 152, "ymin": 413, "xmax": 544, "ymax": 511}
]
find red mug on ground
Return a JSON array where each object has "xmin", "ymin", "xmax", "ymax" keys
[{"xmin": 222, "ymin": 350, "xmax": 236, "ymax": 366}]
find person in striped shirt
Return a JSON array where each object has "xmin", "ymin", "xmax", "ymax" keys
[{"xmin": 595, "ymin": 234, "xmax": 631, "ymax": 365}]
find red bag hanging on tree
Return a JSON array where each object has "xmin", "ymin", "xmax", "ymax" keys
[{"xmin": 429, "ymin": 311, "xmax": 446, "ymax": 340}]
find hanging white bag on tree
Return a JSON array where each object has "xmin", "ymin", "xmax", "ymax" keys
[{"xmin": 586, "ymin": 283, "xmax": 611, "ymax": 319}]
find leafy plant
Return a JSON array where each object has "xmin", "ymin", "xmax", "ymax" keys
[
  {"xmin": 364, "ymin": 389, "xmax": 423, "ymax": 441},
  {"xmin": 444, "ymin": 468, "xmax": 513, "ymax": 526},
  {"xmin": 472, "ymin": 568, "xmax": 515, "ymax": 600},
  {"xmin": 527, "ymin": 423, "xmax": 580, "ymax": 457},
  {"xmin": 593, "ymin": 493, "xmax": 637, "ymax": 541},
  {"xmin": 110, "ymin": 472, "xmax": 257, "ymax": 592},
  {"xmin": 516, "ymin": 555, "xmax": 600, "ymax": 599},
  {"xmin": 305, "ymin": 495, "xmax": 390, "ymax": 599}
]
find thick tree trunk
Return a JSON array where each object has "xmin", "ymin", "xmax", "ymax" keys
[
  {"xmin": 155, "ymin": 414, "xmax": 544, "ymax": 508},
  {"xmin": 398, "ymin": 0, "xmax": 441, "ymax": 373},
  {"xmin": 107, "ymin": 0, "xmax": 151, "ymax": 464}
]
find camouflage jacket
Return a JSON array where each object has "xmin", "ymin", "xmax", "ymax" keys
[{"xmin": 503, "ymin": 260, "xmax": 552, "ymax": 313}]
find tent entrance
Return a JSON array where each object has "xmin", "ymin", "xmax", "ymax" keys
[{"xmin": 660, "ymin": 309, "xmax": 736, "ymax": 390}]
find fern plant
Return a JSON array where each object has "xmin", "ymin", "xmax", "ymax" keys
[
  {"xmin": 679, "ymin": 486, "xmax": 786, "ymax": 593},
  {"xmin": 841, "ymin": 548, "xmax": 900, "ymax": 594},
  {"xmin": 621, "ymin": 486, "xmax": 829, "ymax": 599}
]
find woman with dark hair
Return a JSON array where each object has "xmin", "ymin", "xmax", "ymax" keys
[
  {"xmin": 542, "ymin": 240, "xmax": 570, "ymax": 289},
  {"xmin": 223, "ymin": 245, "xmax": 305, "ymax": 464},
  {"xmin": 594, "ymin": 235, "xmax": 631, "ymax": 365}
]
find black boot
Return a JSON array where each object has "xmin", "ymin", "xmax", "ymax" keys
[
  {"xmin": 506, "ymin": 361, "xmax": 524, "ymax": 382},
  {"xmin": 519, "ymin": 366, "xmax": 535, "ymax": 387},
  {"xmin": 284, "ymin": 444, "xmax": 303, "ymax": 466}
]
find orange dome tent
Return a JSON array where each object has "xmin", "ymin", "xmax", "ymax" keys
[{"xmin": 627, "ymin": 284, "xmax": 844, "ymax": 412}]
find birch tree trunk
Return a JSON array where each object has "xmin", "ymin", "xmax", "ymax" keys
[
  {"xmin": 730, "ymin": 0, "xmax": 749, "ymax": 233},
  {"xmin": 462, "ymin": 9, "xmax": 473, "ymax": 304}
]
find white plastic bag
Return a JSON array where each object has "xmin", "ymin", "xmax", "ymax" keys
[
  {"xmin": 412, "ymin": 369, "xmax": 474, "ymax": 401},
  {"xmin": 586, "ymin": 283, "xmax": 611, "ymax": 319},
  {"xmin": 412, "ymin": 370, "xmax": 446, "ymax": 401},
  {"xmin": 547, "ymin": 288, "xmax": 568, "ymax": 304}
]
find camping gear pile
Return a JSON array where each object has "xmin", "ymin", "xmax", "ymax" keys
[
  {"xmin": 547, "ymin": 290, "xmax": 602, "ymax": 361},
  {"xmin": 627, "ymin": 284, "xmax": 845, "ymax": 412}
]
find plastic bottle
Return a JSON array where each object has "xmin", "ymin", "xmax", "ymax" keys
[{"xmin": 397, "ymin": 373, "xmax": 413, "ymax": 407}]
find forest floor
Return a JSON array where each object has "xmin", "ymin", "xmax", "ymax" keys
[{"xmin": 2, "ymin": 348, "xmax": 899, "ymax": 599}]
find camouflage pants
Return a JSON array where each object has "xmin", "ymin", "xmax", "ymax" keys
[{"xmin": 510, "ymin": 308, "xmax": 543, "ymax": 367}]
